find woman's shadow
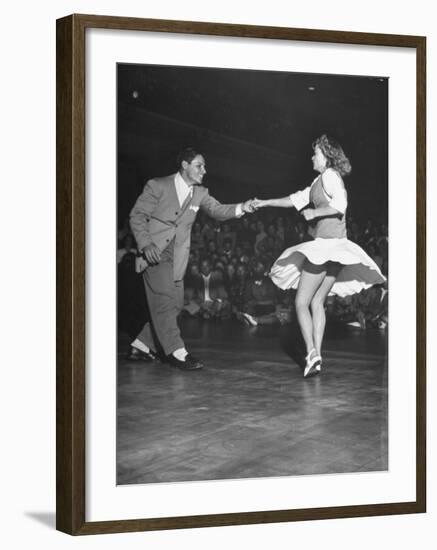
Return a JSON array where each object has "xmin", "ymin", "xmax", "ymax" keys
[
  {"xmin": 279, "ymin": 318, "xmax": 348, "ymax": 370},
  {"xmin": 279, "ymin": 323, "xmax": 306, "ymax": 370}
]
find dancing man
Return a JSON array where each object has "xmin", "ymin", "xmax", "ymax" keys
[{"xmin": 129, "ymin": 147, "xmax": 255, "ymax": 370}]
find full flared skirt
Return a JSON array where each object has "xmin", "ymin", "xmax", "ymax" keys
[{"xmin": 269, "ymin": 238, "xmax": 386, "ymax": 297}]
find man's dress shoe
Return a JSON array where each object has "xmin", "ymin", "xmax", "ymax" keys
[
  {"xmin": 127, "ymin": 346, "xmax": 157, "ymax": 362},
  {"xmin": 166, "ymin": 354, "xmax": 204, "ymax": 370}
]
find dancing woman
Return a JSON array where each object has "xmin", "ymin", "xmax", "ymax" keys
[{"xmin": 252, "ymin": 135, "xmax": 386, "ymax": 377}]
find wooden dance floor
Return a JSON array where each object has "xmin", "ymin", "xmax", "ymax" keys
[{"xmin": 117, "ymin": 319, "xmax": 388, "ymax": 485}]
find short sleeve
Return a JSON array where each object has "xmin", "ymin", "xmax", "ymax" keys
[
  {"xmin": 289, "ymin": 186, "xmax": 311, "ymax": 211},
  {"xmin": 322, "ymin": 169, "xmax": 347, "ymax": 214}
]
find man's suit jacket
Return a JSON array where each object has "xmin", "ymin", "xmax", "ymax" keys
[{"xmin": 130, "ymin": 174, "xmax": 241, "ymax": 280}]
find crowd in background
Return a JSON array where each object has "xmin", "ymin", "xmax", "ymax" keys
[{"xmin": 118, "ymin": 208, "xmax": 388, "ymax": 333}]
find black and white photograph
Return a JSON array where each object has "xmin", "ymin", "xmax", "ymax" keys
[
  {"xmin": 116, "ymin": 63, "xmax": 389, "ymax": 486},
  {"xmin": 3, "ymin": 0, "xmax": 432, "ymax": 545}
]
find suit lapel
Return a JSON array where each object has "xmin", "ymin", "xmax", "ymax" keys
[
  {"xmin": 173, "ymin": 183, "xmax": 195, "ymax": 224},
  {"xmin": 169, "ymin": 174, "xmax": 180, "ymax": 207},
  {"xmin": 182, "ymin": 185, "xmax": 192, "ymax": 206}
]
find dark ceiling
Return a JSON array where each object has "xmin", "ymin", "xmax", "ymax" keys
[
  {"xmin": 118, "ymin": 63, "xmax": 387, "ymax": 153},
  {"xmin": 117, "ymin": 63, "xmax": 388, "ymax": 220}
]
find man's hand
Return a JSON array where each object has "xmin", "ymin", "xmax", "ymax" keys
[
  {"xmin": 302, "ymin": 209, "xmax": 316, "ymax": 221},
  {"xmin": 142, "ymin": 243, "xmax": 161, "ymax": 265},
  {"xmin": 251, "ymin": 198, "xmax": 263, "ymax": 210},
  {"xmin": 242, "ymin": 199, "xmax": 256, "ymax": 213}
]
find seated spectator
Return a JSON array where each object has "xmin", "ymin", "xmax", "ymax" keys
[
  {"xmin": 354, "ymin": 284, "xmax": 388, "ymax": 329},
  {"xmin": 328, "ymin": 285, "xmax": 388, "ymax": 331},
  {"xmin": 217, "ymin": 222, "xmax": 236, "ymax": 251},
  {"xmin": 224, "ymin": 263, "xmax": 237, "ymax": 291},
  {"xmin": 188, "ymin": 250, "xmax": 201, "ymax": 267},
  {"xmin": 329, "ymin": 295, "xmax": 358, "ymax": 326},
  {"xmin": 360, "ymin": 219, "xmax": 377, "ymax": 249},
  {"xmin": 190, "ymin": 222, "xmax": 204, "ymax": 253},
  {"xmin": 325, "ymin": 295, "xmax": 336, "ymax": 318},
  {"xmin": 237, "ymin": 217, "xmax": 255, "ymax": 250},
  {"xmin": 213, "ymin": 260, "xmax": 226, "ymax": 278},
  {"xmin": 201, "ymin": 221, "xmax": 215, "ymax": 248},
  {"xmin": 235, "ymin": 260, "xmax": 284, "ymax": 326},
  {"xmin": 275, "ymin": 216, "xmax": 285, "ymax": 242},
  {"xmin": 210, "ymin": 253, "xmax": 220, "ymax": 267},
  {"xmin": 117, "ymin": 240, "xmax": 148, "ymax": 339},
  {"xmin": 285, "ymin": 219, "xmax": 308, "ymax": 245},
  {"xmin": 348, "ymin": 218, "xmax": 360, "ymax": 243},
  {"xmin": 274, "ymin": 288, "xmax": 295, "ymax": 325},
  {"xmin": 367, "ymin": 243, "xmax": 384, "ymax": 271},
  {"xmin": 254, "ymin": 221, "xmax": 268, "ymax": 254},
  {"xmin": 212, "ymin": 220, "xmax": 222, "ymax": 242},
  {"xmin": 377, "ymin": 223, "xmax": 388, "ymax": 248},
  {"xmin": 184, "ymin": 262, "xmax": 200, "ymax": 292},
  {"xmin": 183, "ymin": 263, "xmax": 202, "ymax": 316},
  {"xmin": 219, "ymin": 238, "xmax": 234, "ymax": 260},
  {"xmin": 206, "ymin": 239, "xmax": 218, "ymax": 257},
  {"xmin": 249, "ymin": 220, "xmax": 258, "ymax": 235},
  {"xmin": 266, "ymin": 223, "xmax": 284, "ymax": 255},
  {"xmin": 234, "ymin": 245, "xmax": 244, "ymax": 261},
  {"xmin": 240, "ymin": 254, "xmax": 251, "ymax": 266},
  {"xmin": 117, "ymin": 234, "xmax": 136, "ymax": 264},
  {"xmin": 377, "ymin": 285, "xmax": 388, "ymax": 329},
  {"xmin": 227, "ymin": 263, "xmax": 249, "ymax": 311},
  {"xmin": 191, "ymin": 259, "xmax": 231, "ymax": 320},
  {"xmin": 379, "ymin": 239, "xmax": 389, "ymax": 276},
  {"xmin": 117, "ymin": 217, "xmax": 131, "ymax": 245},
  {"xmin": 261, "ymin": 236, "xmax": 279, "ymax": 263},
  {"xmin": 230, "ymin": 256, "xmax": 239, "ymax": 267}
]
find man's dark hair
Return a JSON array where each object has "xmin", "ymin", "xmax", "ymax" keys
[{"xmin": 177, "ymin": 147, "xmax": 203, "ymax": 167}]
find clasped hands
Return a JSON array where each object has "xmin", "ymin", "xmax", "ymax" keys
[{"xmin": 241, "ymin": 198, "xmax": 264, "ymax": 213}]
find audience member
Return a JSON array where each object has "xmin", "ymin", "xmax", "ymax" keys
[
  {"xmin": 194, "ymin": 259, "xmax": 231, "ymax": 320},
  {"xmin": 235, "ymin": 260, "xmax": 286, "ymax": 326},
  {"xmin": 217, "ymin": 222, "xmax": 236, "ymax": 250}
]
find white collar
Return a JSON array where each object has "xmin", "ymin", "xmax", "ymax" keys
[{"xmin": 175, "ymin": 172, "xmax": 192, "ymax": 193}]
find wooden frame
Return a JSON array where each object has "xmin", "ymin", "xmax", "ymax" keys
[{"xmin": 56, "ymin": 13, "xmax": 426, "ymax": 535}]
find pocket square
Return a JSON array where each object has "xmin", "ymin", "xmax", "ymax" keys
[{"xmin": 189, "ymin": 205, "xmax": 199, "ymax": 212}]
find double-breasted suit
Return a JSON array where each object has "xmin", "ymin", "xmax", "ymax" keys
[{"xmin": 130, "ymin": 173, "xmax": 243, "ymax": 356}]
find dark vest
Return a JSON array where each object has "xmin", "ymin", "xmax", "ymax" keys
[{"xmin": 307, "ymin": 174, "xmax": 347, "ymax": 239}]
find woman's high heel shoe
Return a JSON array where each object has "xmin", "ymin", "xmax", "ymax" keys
[{"xmin": 304, "ymin": 348, "xmax": 321, "ymax": 378}]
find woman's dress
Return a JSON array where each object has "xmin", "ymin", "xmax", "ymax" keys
[{"xmin": 269, "ymin": 168, "xmax": 386, "ymax": 297}]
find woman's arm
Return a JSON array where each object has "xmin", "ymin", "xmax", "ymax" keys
[
  {"xmin": 303, "ymin": 205, "xmax": 342, "ymax": 221},
  {"xmin": 253, "ymin": 185, "xmax": 311, "ymax": 211},
  {"xmin": 252, "ymin": 196, "xmax": 294, "ymax": 209}
]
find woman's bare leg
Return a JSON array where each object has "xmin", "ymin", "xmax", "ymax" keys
[
  {"xmin": 311, "ymin": 262, "xmax": 342, "ymax": 357},
  {"xmin": 295, "ymin": 261, "xmax": 327, "ymax": 355}
]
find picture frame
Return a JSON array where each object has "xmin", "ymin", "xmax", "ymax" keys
[{"xmin": 56, "ymin": 13, "xmax": 426, "ymax": 535}]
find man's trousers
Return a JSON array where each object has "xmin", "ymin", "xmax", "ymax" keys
[{"xmin": 136, "ymin": 240, "xmax": 185, "ymax": 355}]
